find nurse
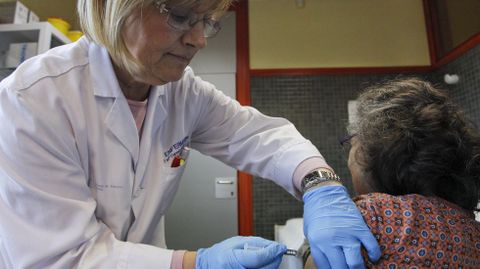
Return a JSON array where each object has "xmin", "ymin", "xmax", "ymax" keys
[{"xmin": 0, "ymin": 0, "xmax": 380, "ymax": 268}]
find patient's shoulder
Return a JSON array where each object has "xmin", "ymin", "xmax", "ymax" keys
[
  {"xmin": 354, "ymin": 192, "xmax": 473, "ymax": 218},
  {"xmin": 354, "ymin": 192, "xmax": 479, "ymax": 242}
]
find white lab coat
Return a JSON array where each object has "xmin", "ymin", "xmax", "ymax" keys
[{"xmin": 0, "ymin": 37, "xmax": 323, "ymax": 268}]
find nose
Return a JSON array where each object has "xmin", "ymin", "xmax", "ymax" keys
[{"xmin": 182, "ymin": 21, "xmax": 207, "ymax": 49}]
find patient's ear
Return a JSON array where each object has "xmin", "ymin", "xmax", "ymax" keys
[
  {"xmin": 349, "ymin": 142, "xmax": 367, "ymax": 195},
  {"xmin": 348, "ymin": 140, "xmax": 375, "ymax": 195}
]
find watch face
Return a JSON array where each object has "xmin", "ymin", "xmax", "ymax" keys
[
  {"xmin": 302, "ymin": 170, "xmax": 341, "ymax": 192},
  {"xmin": 302, "ymin": 171, "xmax": 320, "ymax": 187},
  {"xmin": 304, "ymin": 173, "xmax": 317, "ymax": 182}
]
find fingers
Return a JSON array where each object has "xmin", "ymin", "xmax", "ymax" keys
[
  {"xmin": 324, "ymin": 247, "xmax": 349, "ymax": 269},
  {"xmin": 234, "ymin": 241, "xmax": 286, "ymax": 268},
  {"xmin": 223, "ymin": 236, "xmax": 277, "ymax": 249},
  {"xmin": 313, "ymin": 241, "xmax": 376, "ymax": 269},
  {"xmin": 344, "ymin": 244, "xmax": 365, "ymax": 269},
  {"xmin": 198, "ymin": 236, "xmax": 288, "ymax": 269},
  {"xmin": 313, "ymin": 246, "xmax": 366, "ymax": 269},
  {"xmin": 225, "ymin": 236, "xmax": 257, "ymax": 249},
  {"xmin": 359, "ymin": 232, "xmax": 381, "ymax": 262},
  {"xmin": 258, "ymin": 255, "xmax": 283, "ymax": 269},
  {"xmin": 311, "ymin": 249, "xmax": 331, "ymax": 269},
  {"xmin": 244, "ymin": 236, "xmax": 282, "ymax": 248}
]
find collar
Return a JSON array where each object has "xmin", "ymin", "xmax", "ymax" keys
[{"xmin": 86, "ymin": 38, "xmax": 166, "ymax": 99}]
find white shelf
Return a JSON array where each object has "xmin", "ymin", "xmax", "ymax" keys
[{"xmin": 0, "ymin": 22, "xmax": 71, "ymax": 54}]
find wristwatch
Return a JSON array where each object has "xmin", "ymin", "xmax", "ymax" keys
[{"xmin": 301, "ymin": 169, "xmax": 342, "ymax": 193}]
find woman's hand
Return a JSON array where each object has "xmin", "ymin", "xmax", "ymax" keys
[
  {"xmin": 303, "ymin": 185, "xmax": 381, "ymax": 269},
  {"xmin": 195, "ymin": 236, "xmax": 286, "ymax": 269}
]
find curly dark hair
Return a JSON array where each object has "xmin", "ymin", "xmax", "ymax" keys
[{"xmin": 348, "ymin": 77, "xmax": 480, "ymax": 211}]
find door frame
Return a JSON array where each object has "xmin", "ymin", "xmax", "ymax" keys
[{"xmin": 232, "ymin": 0, "xmax": 254, "ymax": 236}]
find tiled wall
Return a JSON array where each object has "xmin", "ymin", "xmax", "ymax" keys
[
  {"xmin": 250, "ymin": 45, "xmax": 480, "ymax": 240},
  {"xmin": 434, "ymin": 45, "xmax": 480, "ymax": 126}
]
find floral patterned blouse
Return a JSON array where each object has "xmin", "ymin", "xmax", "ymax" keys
[{"xmin": 354, "ymin": 193, "xmax": 480, "ymax": 269}]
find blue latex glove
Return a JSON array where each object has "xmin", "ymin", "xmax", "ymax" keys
[
  {"xmin": 195, "ymin": 236, "xmax": 287, "ymax": 269},
  {"xmin": 303, "ymin": 185, "xmax": 381, "ymax": 269}
]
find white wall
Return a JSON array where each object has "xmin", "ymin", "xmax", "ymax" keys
[{"xmin": 164, "ymin": 12, "xmax": 238, "ymax": 250}]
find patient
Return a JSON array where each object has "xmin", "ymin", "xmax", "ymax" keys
[{"xmin": 305, "ymin": 78, "xmax": 480, "ymax": 268}]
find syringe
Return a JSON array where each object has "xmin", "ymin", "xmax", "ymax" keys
[{"xmin": 243, "ymin": 243, "xmax": 298, "ymax": 256}]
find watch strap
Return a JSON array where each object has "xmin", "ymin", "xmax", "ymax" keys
[{"xmin": 301, "ymin": 169, "xmax": 341, "ymax": 193}]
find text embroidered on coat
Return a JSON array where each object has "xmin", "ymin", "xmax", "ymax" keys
[{"xmin": 163, "ymin": 136, "xmax": 189, "ymax": 163}]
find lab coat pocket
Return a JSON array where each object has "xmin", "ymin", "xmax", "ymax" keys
[
  {"xmin": 128, "ymin": 149, "xmax": 190, "ymax": 237},
  {"xmin": 153, "ymin": 154, "xmax": 190, "ymax": 214},
  {"xmin": 163, "ymin": 162, "xmax": 187, "ymax": 175},
  {"xmin": 164, "ymin": 147, "xmax": 190, "ymax": 174}
]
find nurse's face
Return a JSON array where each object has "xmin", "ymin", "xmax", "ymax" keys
[{"xmin": 122, "ymin": 1, "xmax": 215, "ymax": 85}]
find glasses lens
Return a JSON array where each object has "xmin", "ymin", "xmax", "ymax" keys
[
  {"xmin": 339, "ymin": 133, "xmax": 356, "ymax": 154},
  {"xmin": 167, "ymin": 7, "xmax": 191, "ymax": 30},
  {"xmin": 163, "ymin": 4, "xmax": 222, "ymax": 38},
  {"xmin": 203, "ymin": 19, "xmax": 221, "ymax": 37}
]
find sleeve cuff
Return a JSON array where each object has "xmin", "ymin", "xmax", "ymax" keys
[
  {"xmin": 170, "ymin": 250, "xmax": 187, "ymax": 269},
  {"xmin": 123, "ymin": 242, "xmax": 174, "ymax": 269},
  {"xmin": 292, "ymin": 157, "xmax": 332, "ymax": 197}
]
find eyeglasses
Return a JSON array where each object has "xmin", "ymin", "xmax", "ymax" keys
[
  {"xmin": 153, "ymin": 0, "xmax": 222, "ymax": 38},
  {"xmin": 339, "ymin": 133, "xmax": 357, "ymax": 153}
]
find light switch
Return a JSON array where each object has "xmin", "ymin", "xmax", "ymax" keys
[{"xmin": 215, "ymin": 177, "xmax": 236, "ymax": 199}]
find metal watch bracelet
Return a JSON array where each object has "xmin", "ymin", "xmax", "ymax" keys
[{"xmin": 301, "ymin": 169, "xmax": 342, "ymax": 193}]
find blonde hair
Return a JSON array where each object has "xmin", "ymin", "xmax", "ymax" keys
[{"xmin": 77, "ymin": 0, "xmax": 233, "ymax": 77}]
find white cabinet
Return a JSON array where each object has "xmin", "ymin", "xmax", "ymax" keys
[
  {"xmin": 0, "ymin": 22, "xmax": 70, "ymax": 79},
  {"xmin": 0, "ymin": 22, "xmax": 70, "ymax": 54}
]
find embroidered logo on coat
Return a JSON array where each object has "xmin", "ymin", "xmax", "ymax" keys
[{"xmin": 163, "ymin": 136, "xmax": 189, "ymax": 163}]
